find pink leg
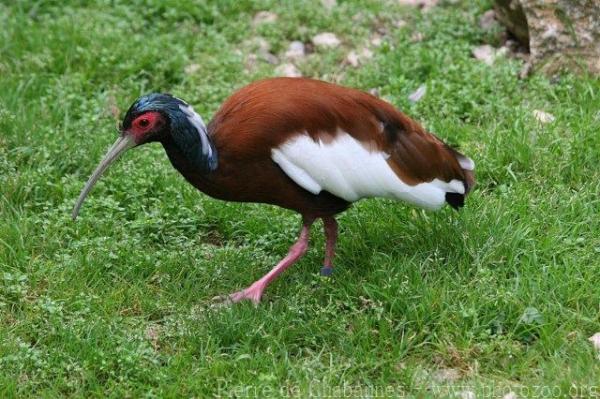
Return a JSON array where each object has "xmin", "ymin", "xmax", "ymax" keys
[
  {"xmin": 320, "ymin": 216, "xmax": 338, "ymax": 276},
  {"xmin": 321, "ymin": 216, "xmax": 337, "ymax": 276},
  {"xmin": 225, "ymin": 217, "xmax": 315, "ymax": 305}
]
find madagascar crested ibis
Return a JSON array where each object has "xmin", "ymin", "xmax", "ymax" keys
[{"xmin": 72, "ymin": 78, "xmax": 475, "ymax": 305}]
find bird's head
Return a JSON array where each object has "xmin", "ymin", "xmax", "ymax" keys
[{"xmin": 72, "ymin": 93, "xmax": 217, "ymax": 219}]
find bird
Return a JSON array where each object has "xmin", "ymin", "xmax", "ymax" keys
[{"xmin": 72, "ymin": 77, "xmax": 475, "ymax": 305}]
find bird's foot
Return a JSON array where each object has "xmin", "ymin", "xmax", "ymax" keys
[
  {"xmin": 320, "ymin": 266, "xmax": 334, "ymax": 276},
  {"xmin": 212, "ymin": 282, "xmax": 265, "ymax": 307},
  {"xmin": 228, "ymin": 286, "xmax": 264, "ymax": 305}
]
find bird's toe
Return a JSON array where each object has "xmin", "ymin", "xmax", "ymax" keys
[{"xmin": 210, "ymin": 286, "xmax": 264, "ymax": 307}]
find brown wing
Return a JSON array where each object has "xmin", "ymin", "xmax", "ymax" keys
[{"xmin": 208, "ymin": 78, "xmax": 474, "ymax": 204}]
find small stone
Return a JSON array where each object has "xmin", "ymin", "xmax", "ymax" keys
[
  {"xmin": 472, "ymin": 44, "xmax": 496, "ymax": 65},
  {"xmin": 589, "ymin": 332, "xmax": 600, "ymax": 351},
  {"xmin": 321, "ymin": 0, "xmax": 336, "ymax": 10},
  {"xmin": 253, "ymin": 11, "xmax": 277, "ymax": 25},
  {"xmin": 397, "ymin": 0, "xmax": 438, "ymax": 11},
  {"xmin": 497, "ymin": 46, "xmax": 509, "ymax": 58},
  {"xmin": 368, "ymin": 88, "xmax": 380, "ymax": 97},
  {"xmin": 246, "ymin": 37, "xmax": 278, "ymax": 65},
  {"xmin": 285, "ymin": 41, "xmax": 306, "ymax": 60},
  {"xmin": 345, "ymin": 47, "xmax": 373, "ymax": 68},
  {"xmin": 312, "ymin": 32, "xmax": 341, "ymax": 48},
  {"xmin": 346, "ymin": 51, "xmax": 360, "ymax": 67},
  {"xmin": 533, "ymin": 110, "xmax": 556, "ymax": 124},
  {"xmin": 394, "ymin": 19, "xmax": 407, "ymax": 28},
  {"xmin": 253, "ymin": 37, "xmax": 271, "ymax": 53},
  {"xmin": 184, "ymin": 63, "xmax": 201, "ymax": 75},
  {"xmin": 408, "ymin": 84, "xmax": 427, "ymax": 103},
  {"xmin": 245, "ymin": 53, "xmax": 259, "ymax": 70},
  {"xmin": 479, "ymin": 9, "xmax": 496, "ymax": 30},
  {"xmin": 360, "ymin": 47, "xmax": 373, "ymax": 59},
  {"xmin": 411, "ymin": 32, "xmax": 424, "ymax": 42},
  {"xmin": 260, "ymin": 52, "xmax": 279, "ymax": 65},
  {"xmin": 370, "ymin": 34, "xmax": 383, "ymax": 47},
  {"xmin": 275, "ymin": 63, "xmax": 302, "ymax": 77},
  {"xmin": 503, "ymin": 392, "xmax": 518, "ymax": 399}
]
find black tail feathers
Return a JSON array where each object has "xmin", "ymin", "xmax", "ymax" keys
[{"xmin": 445, "ymin": 192, "xmax": 465, "ymax": 210}]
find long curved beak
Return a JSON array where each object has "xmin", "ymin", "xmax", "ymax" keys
[{"xmin": 71, "ymin": 134, "xmax": 136, "ymax": 220}]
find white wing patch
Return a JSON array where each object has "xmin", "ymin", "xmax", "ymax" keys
[{"xmin": 272, "ymin": 131, "xmax": 465, "ymax": 210}]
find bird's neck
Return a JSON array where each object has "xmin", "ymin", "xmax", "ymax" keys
[
  {"xmin": 167, "ymin": 105, "xmax": 219, "ymax": 174},
  {"xmin": 161, "ymin": 134, "xmax": 230, "ymax": 202},
  {"xmin": 161, "ymin": 134, "xmax": 218, "ymax": 176}
]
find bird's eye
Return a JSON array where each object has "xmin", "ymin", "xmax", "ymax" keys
[{"xmin": 139, "ymin": 119, "xmax": 150, "ymax": 128}]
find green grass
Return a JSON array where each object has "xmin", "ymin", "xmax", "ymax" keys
[{"xmin": 1, "ymin": 0, "xmax": 599, "ymax": 397}]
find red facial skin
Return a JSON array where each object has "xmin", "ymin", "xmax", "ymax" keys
[{"xmin": 128, "ymin": 112, "xmax": 165, "ymax": 143}]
